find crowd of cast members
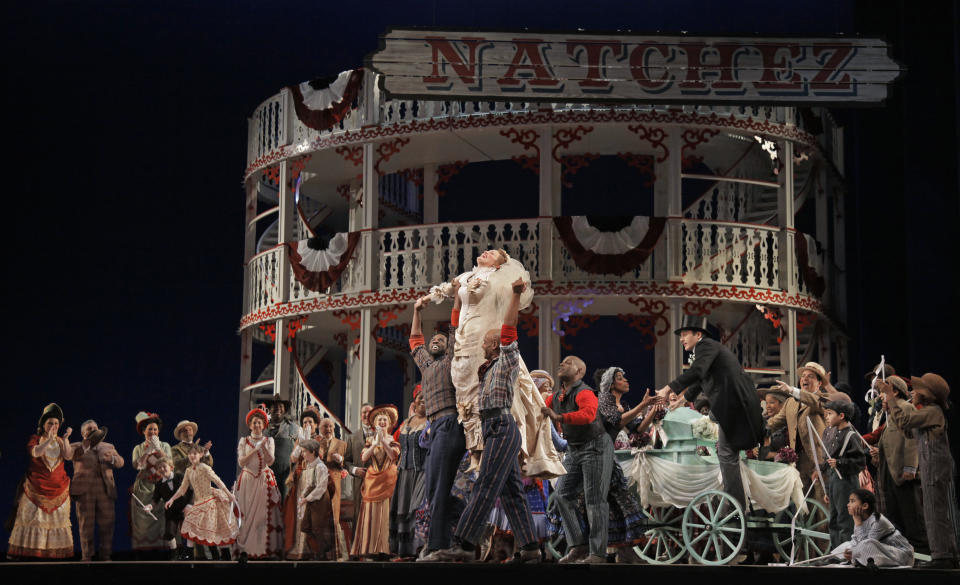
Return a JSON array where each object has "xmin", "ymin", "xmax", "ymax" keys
[{"xmin": 5, "ymin": 251, "xmax": 958, "ymax": 568}]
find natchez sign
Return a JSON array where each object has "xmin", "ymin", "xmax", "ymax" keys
[{"xmin": 369, "ymin": 30, "xmax": 901, "ymax": 105}]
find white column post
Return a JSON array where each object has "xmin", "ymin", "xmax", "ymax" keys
[
  {"xmin": 239, "ymin": 178, "xmax": 259, "ymax": 438},
  {"xmin": 537, "ymin": 302, "xmax": 560, "ymax": 378},
  {"xmin": 343, "ymin": 142, "xmax": 380, "ymax": 431},
  {"xmin": 665, "ymin": 132, "xmax": 683, "ymax": 280},
  {"xmin": 655, "ymin": 300, "xmax": 683, "ymax": 389},
  {"xmin": 273, "ymin": 161, "xmax": 294, "ymax": 401},
  {"xmin": 537, "ymin": 126, "xmax": 558, "ymax": 283},
  {"xmin": 343, "ymin": 319, "xmax": 377, "ymax": 434},
  {"xmin": 780, "ymin": 308, "xmax": 798, "ymax": 384},
  {"xmin": 777, "ymin": 110, "xmax": 798, "ymax": 383}
]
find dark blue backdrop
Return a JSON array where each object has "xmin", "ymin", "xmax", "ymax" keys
[{"xmin": 5, "ymin": 0, "xmax": 957, "ymax": 557}]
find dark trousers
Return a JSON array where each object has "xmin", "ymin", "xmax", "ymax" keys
[
  {"xmin": 717, "ymin": 425, "xmax": 747, "ymax": 509},
  {"xmin": 454, "ymin": 414, "xmax": 535, "ymax": 547},
  {"xmin": 877, "ymin": 461, "xmax": 928, "ymax": 551},
  {"xmin": 826, "ymin": 473, "xmax": 859, "ymax": 549},
  {"xmin": 74, "ymin": 487, "xmax": 115, "ymax": 560},
  {"xmin": 554, "ymin": 433, "xmax": 614, "ymax": 557},
  {"xmin": 425, "ymin": 414, "xmax": 465, "ymax": 551}
]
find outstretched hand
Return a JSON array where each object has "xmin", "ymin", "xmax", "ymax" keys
[
  {"xmin": 414, "ymin": 295, "xmax": 430, "ymax": 311},
  {"xmin": 511, "ymin": 278, "xmax": 526, "ymax": 294},
  {"xmin": 638, "ymin": 389, "xmax": 659, "ymax": 409}
]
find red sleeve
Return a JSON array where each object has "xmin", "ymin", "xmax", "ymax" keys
[
  {"xmin": 451, "ymin": 309, "xmax": 460, "ymax": 327},
  {"xmin": 409, "ymin": 334, "xmax": 425, "ymax": 351},
  {"xmin": 500, "ymin": 325, "xmax": 517, "ymax": 345},
  {"xmin": 563, "ymin": 390, "xmax": 598, "ymax": 425},
  {"xmin": 862, "ymin": 424, "xmax": 884, "ymax": 444},
  {"xmin": 544, "ymin": 394, "xmax": 553, "ymax": 408}
]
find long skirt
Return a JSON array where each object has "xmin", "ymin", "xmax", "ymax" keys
[
  {"xmin": 390, "ymin": 467, "xmax": 426, "ymax": 556},
  {"xmin": 131, "ymin": 475, "xmax": 170, "ymax": 551},
  {"xmin": 233, "ymin": 469, "xmax": 282, "ymax": 559},
  {"xmin": 181, "ymin": 490, "xmax": 238, "ymax": 547},
  {"xmin": 351, "ymin": 499, "xmax": 391, "ymax": 556},
  {"xmin": 7, "ymin": 491, "xmax": 73, "ymax": 558}
]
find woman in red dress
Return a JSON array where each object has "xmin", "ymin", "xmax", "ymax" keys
[{"xmin": 7, "ymin": 403, "xmax": 75, "ymax": 559}]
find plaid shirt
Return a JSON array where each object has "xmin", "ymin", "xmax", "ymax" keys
[
  {"xmin": 411, "ymin": 325, "xmax": 457, "ymax": 418},
  {"xmin": 478, "ymin": 340, "xmax": 521, "ymax": 411}
]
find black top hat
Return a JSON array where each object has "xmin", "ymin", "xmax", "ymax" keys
[{"xmin": 674, "ymin": 315, "xmax": 711, "ymax": 336}]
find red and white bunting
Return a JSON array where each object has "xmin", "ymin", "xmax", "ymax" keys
[
  {"xmin": 554, "ymin": 216, "xmax": 666, "ymax": 275},
  {"xmin": 288, "ymin": 69, "xmax": 364, "ymax": 132},
  {"xmin": 287, "ymin": 232, "xmax": 361, "ymax": 292}
]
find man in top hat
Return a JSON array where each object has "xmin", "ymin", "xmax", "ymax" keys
[
  {"xmin": 170, "ymin": 420, "xmax": 212, "ymax": 475},
  {"xmin": 657, "ymin": 315, "xmax": 764, "ymax": 509},
  {"xmin": 69, "ymin": 420, "xmax": 125, "ymax": 561},
  {"xmin": 264, "ymin": 397, "xmax": 301, "ymax": 499},
  {"xmin": 883, "ymin": 373, "xmax": 959, "ymax": 568},
  {"xmin": 765, "ymin": 361, "xmax": 832, "ymax": 500}
]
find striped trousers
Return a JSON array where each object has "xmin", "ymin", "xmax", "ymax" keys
[{"xmin": 453, "ymin": 413, "xmax": 536, "ymax": 547}]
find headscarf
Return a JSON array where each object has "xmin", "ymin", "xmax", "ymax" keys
[{"xmin": 600, "ymin": 367, "xmax": 624, "ymax": 394}]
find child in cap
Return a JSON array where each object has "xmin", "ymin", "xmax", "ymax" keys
[{"xmin": 820, "ymin": 398, "xmax": 866, "ymax": 548}]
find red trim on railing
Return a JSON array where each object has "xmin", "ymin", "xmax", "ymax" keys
[{"xmin": 292, "ymin": 352, "xmax": 350, "ymax": 435}]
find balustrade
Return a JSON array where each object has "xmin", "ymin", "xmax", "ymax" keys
[
  {"xmin": 679, "ymin": 219, "xmax": 780, "ymax": 289},
  {"xmin": 378, "ymin": 219, "xmax": 541, "ymax": 290},
  {"xmin": 245, "ymin": 246, "xmax": 284, "ymax": 316},
  {"xmin": 247, "ymin": 71, "xmax": 796, "ymax": 169},
  {"xmin": 245, "ymin": 218, "xmax": 820, "ymax": 324}
]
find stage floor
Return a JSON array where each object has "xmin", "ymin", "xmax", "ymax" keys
[{"xmin": 1, "ymin": 560, "xmax": 955, "ymax": 585}]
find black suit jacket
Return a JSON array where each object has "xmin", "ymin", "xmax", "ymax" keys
[
  {"xmin": 668, "ymin": 337, "xmax": 764, "ymax": 449},
  {"xmin": 153, "ymin": 473, "xmax": 191, "ymax": 521}
]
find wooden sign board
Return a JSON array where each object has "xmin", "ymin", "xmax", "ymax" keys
[{"xmin": 369, "ymin": 29, "xmax": 902, "ymax": 105}]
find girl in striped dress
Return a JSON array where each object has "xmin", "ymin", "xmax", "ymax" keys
[{"xmin": 830, "ymin": 488, "xmax": 913, "ymax": 567}]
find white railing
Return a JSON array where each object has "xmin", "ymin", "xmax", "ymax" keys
[
  {"xmin": 292, "ymin": 358, "xmax": 349, "ymax": 438},
  {"xmin": 245, "ymin": 246, "xmax": 284, "ymax": 316},
  {"xmin": 249, "ymin": 91, "xmax": 287, "ymax": 165},
  {"xmin": 679, "ymin": 219, "xmax": 780, "ymax": 289},
  {"xmin": 247, "ymin": 71, "xmax": 796, "ymax": 169},
  {"xmin": 378, "ymin": 219, "xmax": 542, "ymax": 290},
  {"xmin": 243, "ymin": 219, "xmax": 831, "ymax": 326}
]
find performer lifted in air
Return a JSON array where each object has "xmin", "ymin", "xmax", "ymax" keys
[{"xmin": 429, "ymin": 249, "xmax": 563, "ymax": 478}]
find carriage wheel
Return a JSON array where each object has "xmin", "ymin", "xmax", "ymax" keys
[
  {"xmin": 634, "ymin": 506, "xmax": 686, "ymax": 564},
  {"xmin": 774, "ymin": 497, "xmax": 831, "ymax": 563},
  {"xmin": 544, "ymin": 492, "xmax": 566, "ymax": 560},
  {"xmin": 681, "ymin": 490, "xmax": 746, "ymax": 565}
]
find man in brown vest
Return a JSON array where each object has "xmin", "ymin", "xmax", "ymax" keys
[{"xmin": 70, "ymin": 420, "xmax": 124, "ymax": 561}]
